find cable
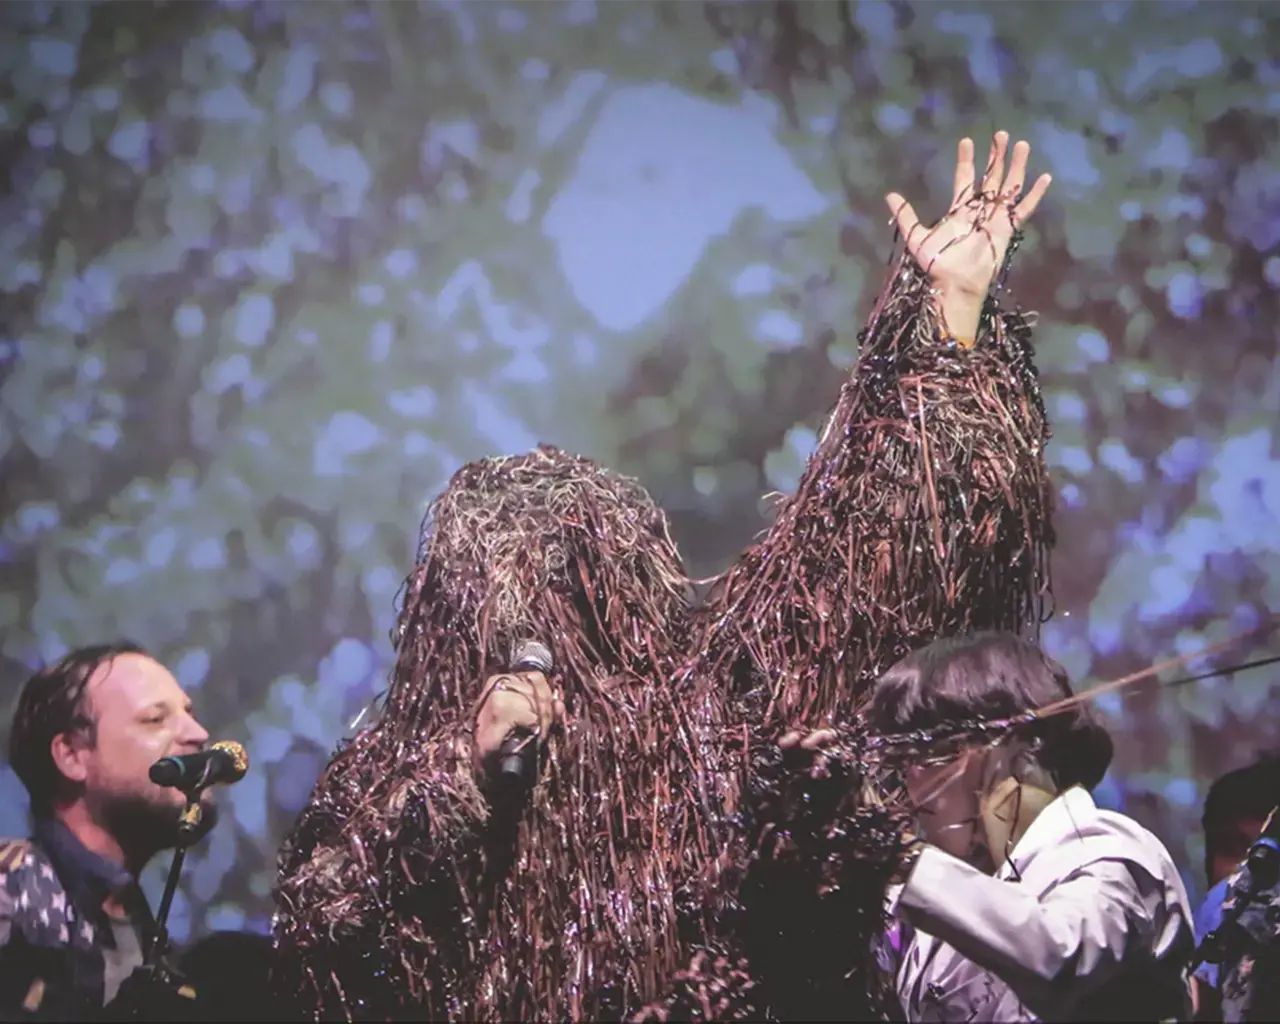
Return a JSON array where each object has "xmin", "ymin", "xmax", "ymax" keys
[{"xmin": 1162, "ymin": 652, "xmax": 1280, "ymax": 691}]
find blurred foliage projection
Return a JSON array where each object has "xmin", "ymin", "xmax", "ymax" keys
[{"xmin": 1, "ymin": 0, "xmax": 1279, "ymax": 941}]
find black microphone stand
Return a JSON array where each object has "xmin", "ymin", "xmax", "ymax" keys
[
  {"xmin": 107, "ymin": 796, "xmax": 204, "ymax": 1021},
  {"xmin": 147, "ymin": 793, "xmax": 205, "ymax": 965}
]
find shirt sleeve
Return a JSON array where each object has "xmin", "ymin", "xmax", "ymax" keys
[
  {"xmin": 1191, "ymin": 879, "xmax": 1229, "ymax": 988},
  {"xmin": 0, "ymin": 881, "xmax": 12, "ymax": 946},
  {"xmin": 896, "ymin": 844, "xmax": 1170, "ymax": 1018},
  {"xmin": 0, "ymin": 840, "xmax": 32, "ymax": 949}
]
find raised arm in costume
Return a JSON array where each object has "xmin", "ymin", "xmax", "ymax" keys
[
  {"xmin": 272, "ymin": 447, "xmax": 723, "ymax": 1021},
  {"xmin": 707, "ymin": 131, "xmax": 1054, "ymax": 730},
  {"xmin": 647, "ymin": 133, "xmax": 1059, "ymax": 1021}
]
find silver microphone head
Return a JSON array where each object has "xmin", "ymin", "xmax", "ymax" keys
[{"xmin": 510, "ymin": 640, "xmax": 554, "ymax": 675}]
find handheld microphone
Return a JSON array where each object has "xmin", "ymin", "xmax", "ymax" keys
[
  {"xmin": 498, "ymin": 641, "xmax": 554, "ymax": 785},
  {"xmin": 149, "ymin": 741, "xmax": 250, "ymax": 792}
]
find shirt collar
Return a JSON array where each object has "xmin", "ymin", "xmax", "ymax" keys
[
  {"xmin": 34, "ymin": 816, "xmax": 136, "ymax": 914},
  {"xmin": 999, "ymin": 785, "xmax": 1098, "ymax": 879}
]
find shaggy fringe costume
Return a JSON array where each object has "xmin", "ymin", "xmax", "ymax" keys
[
  {"xmin": 642, "ymin": 244, "xmax": 1055, "ymax": 1021},
  {"xmin": 272, "ymin": 448, "xmax": 725, "ymax": 1022}
]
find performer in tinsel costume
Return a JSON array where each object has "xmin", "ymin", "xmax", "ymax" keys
[
  {"xmin": 645, "ymin": 132, "xmax": 1059, "ymax": 1021},
  {"xmin": 272, "ymin": 448, "xmax": 725, "ymax": 1021}
]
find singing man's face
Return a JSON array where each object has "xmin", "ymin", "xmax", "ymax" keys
[{"xmin": 64, "ymin": 653, "xmax": 212, "ymax": 833}]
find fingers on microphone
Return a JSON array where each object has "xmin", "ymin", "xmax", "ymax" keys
[
  {"xmin": 509, "ymin": 670, "xmax": 558, "ymax": 732},
  {"xmin": 481, "ymin": 675, "xmax": 542, "ymax": 726}
]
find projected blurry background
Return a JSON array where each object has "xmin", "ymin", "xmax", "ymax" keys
[{"xmin": 2, "ymin": 0, "xmax": 1278, "ymax": 942}]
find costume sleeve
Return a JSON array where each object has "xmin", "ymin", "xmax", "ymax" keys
[
  {"xmin": 271, "ymin": 731, "xmax": 490, "ymax": 1020},
  {"xmin": 690, "ymin": 252, "xmax": 1054, "ymax": 1019},
  {"xmin": 897, "ymin": 844, "xmax": 1181, "ymax": 1019},
  {"xmin": 701, "ymin": 255, "xmax": 1053, "ymax": 728}
]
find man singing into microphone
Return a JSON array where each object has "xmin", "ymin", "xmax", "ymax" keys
[{"xmin": 0, "ymin": 643, "xmax": 214, "ymax": 1020}]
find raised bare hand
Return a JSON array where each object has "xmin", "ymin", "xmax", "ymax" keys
[{"xmin": 886, "ymin": 131, "xmax": 1052, "ymax": 305}]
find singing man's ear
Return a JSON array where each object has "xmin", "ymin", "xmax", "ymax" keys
[{"xmin": 50, "ymin": 732, "xmax": 90, "ymax": 785}]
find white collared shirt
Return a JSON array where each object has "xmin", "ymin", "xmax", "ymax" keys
[{"xmin": 892, "ymin": 786, "xmax": 1194, "ymax": 1022}]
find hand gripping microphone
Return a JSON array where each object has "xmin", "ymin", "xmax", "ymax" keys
[
  {"xmin": 497, "ymin": 641, "xmax": 554, "ymax": 786},
  {"xmin": 149, "ymin": 740, "xmax": 250, "ymax": 792}
]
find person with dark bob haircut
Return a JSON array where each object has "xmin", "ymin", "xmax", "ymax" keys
[{"xmin": 866, "ymin": 632, "xmax": 1195, "ymax": 1022}]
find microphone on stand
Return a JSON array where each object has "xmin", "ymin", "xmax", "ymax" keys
[
  {"xmin": 150, "ymin": 740, "xmax": 250, "ymax": 792},
  {"xmin": 143, "ymin": 740, "xmax": 251, "ymax": 980},
  {"xmin": 497, "ymin": 641, "xmax": 554, "ymax": 786}
]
